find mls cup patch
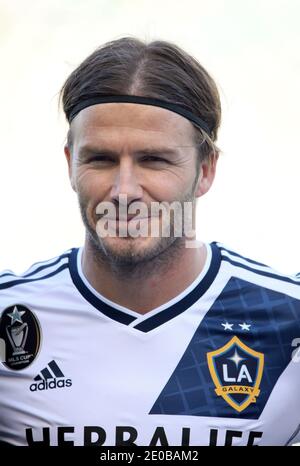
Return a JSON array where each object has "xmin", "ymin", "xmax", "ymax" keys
[
  {"xmin": 0, "ymin": 304, "xmax": 42, "ymax": 370},
  {"xmin": 207, "ymin": 336, "xmax": 264, "ymax": 412}
]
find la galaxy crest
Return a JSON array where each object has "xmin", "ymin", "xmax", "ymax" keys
[
  {"xmin": 0, "ymin": 304, "xmax": 42, "ymax": 370},
  {"xmin": 207, "ymin": 336, "xmax": 264, "ymax": 412}
]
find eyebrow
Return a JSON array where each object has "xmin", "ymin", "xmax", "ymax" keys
[{"xmin": 77, "ymin": 145, "xmax": 180, "ymax": 158}]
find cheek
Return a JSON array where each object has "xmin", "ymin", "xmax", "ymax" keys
[
  {"xmin": 76, "ymin": 169, "xmax": 110, "ymax": 200},
  {"xmin": 145, "ymin": 171, "xmax": 191, "ymax": 202},
  {"xmin": 148, "ymin": 180, "xmax": 178, "ymax": 202}
]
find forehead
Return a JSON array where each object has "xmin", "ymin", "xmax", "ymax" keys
[{"xmin": 70, "ymin": 102, "xmax": 196, "ymax": 148}]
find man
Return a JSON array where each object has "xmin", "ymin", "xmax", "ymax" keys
[{"xmin": 0, "ymin": 37, "xmax": 299, "ymax": 447}]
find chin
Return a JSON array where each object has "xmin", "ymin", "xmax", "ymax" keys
[
  {"xmin": 102, "ymin": 234, "xmax": 156, "ymax": 251},
  {"xmin": 99, "ymin": 235, "xmax": 166, "ymax": 263}
]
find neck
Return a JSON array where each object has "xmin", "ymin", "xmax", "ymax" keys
[{"xmin": 81, "ymin": 236, "xmax": 207, "ymax": 315}]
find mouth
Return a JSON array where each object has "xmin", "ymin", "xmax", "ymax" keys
[
  {"xmin": 117, "ymin": 216, "xmax": 151, "ymax": 221},
  {"xmin": 98, "ymin": 216, "xmax": 155, "ymax": 222}
]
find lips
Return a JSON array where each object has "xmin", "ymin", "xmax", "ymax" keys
[
  {"xmin": 96, "ymin": 214, "xmax": 160, "ymax": 223},
  {"xmin": 116, "ymin": 216, "xmax": 143, "ymax": 221},
  {"xmin": 112, "ymin": 217, "xmax": 150, "ymax": 223},
  {"xmin": 103, "ymin": 215, "xmax": 152, "ymax": 221}
]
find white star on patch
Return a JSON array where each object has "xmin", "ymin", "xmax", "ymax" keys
[
  {"xmin": 228, "ymin": 349, "xmax": 245, "ymax": 368},
  {"xmin": 7, "ymin": 306, "xmax": 25, "ymax": 325},
  {"xmin": 239, "ymin": 322, "xmax": 251, "ymax": 331},
  {"xmin": 221, "ymin": 322, "xmax": 234, "ymax": 331}
]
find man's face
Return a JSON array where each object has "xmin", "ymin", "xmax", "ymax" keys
[{"xmin": 65, "ymin": 103, "xmax": 216, "ymax": 267}]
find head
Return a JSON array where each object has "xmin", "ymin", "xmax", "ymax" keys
[{"xmin": 60, "ymin": 37, "xmax": 221, "ymax": 271}]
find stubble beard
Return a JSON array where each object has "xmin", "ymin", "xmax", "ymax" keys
[{"xmin": 77, "ymin": 183, "xmax": 198, "ymax": 280}]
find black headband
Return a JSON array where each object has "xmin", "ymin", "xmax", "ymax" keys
[{"xmin": 68, "ymin": 95, "xmax": 212, "ymax": 136}]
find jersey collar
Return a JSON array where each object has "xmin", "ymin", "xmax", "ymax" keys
[{"xmin": 68, "ymin": 242, "xmax": 222, "ymax": 332}]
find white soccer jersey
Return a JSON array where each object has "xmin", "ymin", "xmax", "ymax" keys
[{"xmin": 0, "ymin": 241, "xmax": 300, "ymax": 446}]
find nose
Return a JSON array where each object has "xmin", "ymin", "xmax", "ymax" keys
[{"xmin": 110, "ymin": 156, "xmax": 143, "ymax": 206}]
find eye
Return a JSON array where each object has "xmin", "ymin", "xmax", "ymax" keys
[
  {"xmin": 88, "ymin": 155, "xmax": 115, "ymax": 164},
  {"xmin": 141, "ymin": 156, "xmax": 169, "ymax": 164}
]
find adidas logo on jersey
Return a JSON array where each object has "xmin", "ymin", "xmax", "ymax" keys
[{"xmin": 30, "ymin": 360, "xmax": 72, "ymax": 392}]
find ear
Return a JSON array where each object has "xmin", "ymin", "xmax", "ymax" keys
[
  {"xmin": 195, "ymin": 153, "xmax": 219, "ymax": 198},
  {"xmin": 64, "ymin": 144, "xmax": 77, "ymax": 192}
]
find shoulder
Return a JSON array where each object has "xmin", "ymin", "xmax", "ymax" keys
[
  {"xmin": 212, "ymin": 241, "xmax": 300, "ymax": 290},
  {"xmin": 0, "ymin": 248, "xmax": 76, "ymax": 292}
]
